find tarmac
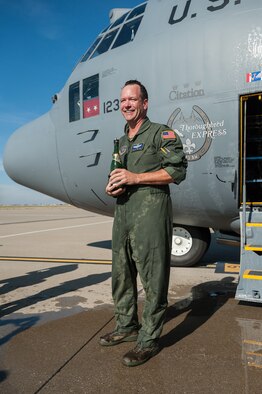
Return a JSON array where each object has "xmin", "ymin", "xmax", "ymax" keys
[{"xmin": 0, "ymin": 205, "xmax": 261, "ymax": 394}]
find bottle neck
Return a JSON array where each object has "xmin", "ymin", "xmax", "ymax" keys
[{"xmin": 113, "ymin": 139, "xmax": 119, "ymax": 154}]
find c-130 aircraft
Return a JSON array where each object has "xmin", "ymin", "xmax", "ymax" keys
[{"xmin": 4, "ymin": 0, "xmax": 262, "ymax": 301}]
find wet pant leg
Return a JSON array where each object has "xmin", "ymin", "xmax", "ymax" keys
[
  {"xmin": 112, "ymin": 188, "xmax": 172, "ymax": 342},
  {"xmin": 112, "ymin": 198, "xmax": 139, "ymax": 332},
  {"xmin": 127, "ymin": 189, "xmax": 172, "ymax": 347}
]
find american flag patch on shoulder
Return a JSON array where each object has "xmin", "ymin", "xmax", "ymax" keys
[{"xmin": 162, "ymin": 130, "xmax": 176, "ymax": 140}]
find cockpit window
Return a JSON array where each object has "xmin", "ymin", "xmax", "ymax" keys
[
  {"xmin": 81, "ymin": 37, "xmax": 102, "ymax": 62},
  {"xmin": 80, "ymin": 1, "xmax": 147, "ymax": 62},
  {"xmin": 90, "ymin": 29, "xmax": 119, "ymax": 59},
  {"xmin": 101, "ymin": 25, "xmax": 111, "ymax": 34},
  {"xmin": 126, "ymin": 3, "xmax": 146, "ymax": 20},
  {"xmin": 69, "ymin": 82, "xmax": 80, "ymax": 122},
  {"xmin": 110, "ymin": 12, "xmax": 129, "ymax": 29},
  {"xmin": 112, "ymin": 16, "xmax": 143, "ymax": 49},
  {"xmin": 83, "ymin": 74, "xmax": 100, "ymax": 118}
]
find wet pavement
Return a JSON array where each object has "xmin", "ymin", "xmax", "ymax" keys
[{"xmin": 0, "ymin": 206, "xmax": 261, "ymax": 393}]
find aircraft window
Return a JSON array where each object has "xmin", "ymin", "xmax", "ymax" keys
[
  {"xmin": 80, "ymin": 2, "xmax": 147, "ymax": 62},
  {"xmin": 126, "ymin": 3, "xmax": 147, "ymax": 20},
  {"xmin": 81, "ymin": 9, "xmax": 130, "ymax": 62},
  {"xmin": 90, "ymin": 29, "xmax": 119, "ymax": 59},
  {"xmin": 83, "ymin": 74, "xmax": 100, "ymax": 118},
  {"xmin": 101, "ymin": 25, "xmax": 111, "ymax": 34},
  {"xmin": 110, "ymin": 12, "xmax": 129, "ymax": 29},
  {"xmin": 69, "ymin": 82, "xmax": 80, "ymax": 122},
  {"xmin": 112, "ymin": 16, "xmax": 143, "ymax": 49},
  {"xmin": 81, "ymin": 37, "xmax": 102, "ymax": 62}
]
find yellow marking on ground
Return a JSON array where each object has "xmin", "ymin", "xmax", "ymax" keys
[
  {"xmin": 224, "ymin": 263, "xmax": 240, "ymax": 273},
  {"xmin": 0, "ymin": 256, "xmax": 112, "ymax": 265},
  {"xmin": 243, "ymin": 270, "xmax": 262, "ymax": 280}
]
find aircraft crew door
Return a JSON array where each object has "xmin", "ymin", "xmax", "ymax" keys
[
  {"xmin": 236, "ymin": 93, "xmax": 262, "ymax": 303},
  {"xmin": 240, "ymin": 93, "xmax": 262, "ymax": 205}
]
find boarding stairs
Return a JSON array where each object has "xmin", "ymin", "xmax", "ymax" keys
[
  {"xmin": 235, "ymin": 94, "xmax": 262, "ymax": 303},
  {"xmin": 235, "ymin": 207, "xmax": 262, "ymax": 302}
]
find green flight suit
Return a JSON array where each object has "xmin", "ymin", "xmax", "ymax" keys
[{"xmin": 112, "ymin": 117, "xmax": 187, "ymax": 348}]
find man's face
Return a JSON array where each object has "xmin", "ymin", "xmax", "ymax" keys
[{"xmin": 120, "ymin": 84, "xmax": 148, "ymax": 124}]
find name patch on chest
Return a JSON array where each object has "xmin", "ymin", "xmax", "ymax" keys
[{"xmin": 132, "ymin": 143, "xmax": 144, "ymax": 152}]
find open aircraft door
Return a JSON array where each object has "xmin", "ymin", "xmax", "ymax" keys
[{"xmin": 236, "ymin": 93, "xmax": 262, "ymax": 303}]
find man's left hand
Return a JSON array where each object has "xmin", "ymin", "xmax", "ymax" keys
[{"xmin": 109, "ymin": 169, "xmax": 138, "ymax": 187}]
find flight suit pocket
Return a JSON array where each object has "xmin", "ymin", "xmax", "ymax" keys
[{"xmin": 136, "ymin": 150, "xmax": 159, "ymax": 170}]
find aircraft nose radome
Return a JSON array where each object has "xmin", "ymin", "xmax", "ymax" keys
[{"xmin": 3, "ymin": 112, "xmax": 71, "ymax": 204}]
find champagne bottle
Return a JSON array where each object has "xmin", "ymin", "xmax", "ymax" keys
[
  {"xmin": 110, "ymin": 138, "xmax": 123, "ymax": 172},
  {"xmin": 109, "ymin": 138, "xmax": 123, "ymax": 190}
]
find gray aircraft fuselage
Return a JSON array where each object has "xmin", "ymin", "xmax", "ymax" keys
[{"xmin": 4, "ymin": 0, "xmax": 262, "ymax": 265}]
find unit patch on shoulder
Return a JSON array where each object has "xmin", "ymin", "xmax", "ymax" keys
[
  {"xmin": 119, "ymin": 145, "xmax": 127, "ymax": 155},
  {"xmin": 162, "ymin": 130, "xmax": 176, "ymax": 140}
]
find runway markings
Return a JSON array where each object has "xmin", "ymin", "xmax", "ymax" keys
[
  {"xmin": 0, "ymin": 220, "xmax": 113, "ymax": 238},
  {"xmin": 0, "ymin": 256, "xmax": 112, "ymax": 265}
]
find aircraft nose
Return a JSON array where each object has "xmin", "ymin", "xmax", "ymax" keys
[{"xmin": 3, "ymin": 112, "xmax": 71, "ymax": 203}]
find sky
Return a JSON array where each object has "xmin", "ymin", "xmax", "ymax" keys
[{"xmin": 0, "ymin": 0, "xmax": 141, "ymax": 205}]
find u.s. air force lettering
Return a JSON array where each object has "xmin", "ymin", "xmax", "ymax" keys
[{"xmin": 169, "ymin": 0, "xmax": 242, "ymax": 26}]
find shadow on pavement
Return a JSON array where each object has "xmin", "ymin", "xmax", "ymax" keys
[
  {"xmin": 0, "ymin": 370, "xmax": 8, "ymax": 383},
  {"xmin": 0, "ymin": 264, "xmax": 79, "ymax": 295},
  {"xmin": 0, "ymin": 269, "xmax": 111, "ymax": 347},
  {"xmin": 160, "ymin": 276, "xmax": 237, "ymax": 349},
  {"xmin": 0, "ymin": 316, "xmax": 39, "ymax": 346},
  {"xmin": 87, "ymin": 240, "xmax": 112, "ymax": 250},
  {"xmin": 0, "ymin": 271, "xmax": 111, "ymax": 319}
]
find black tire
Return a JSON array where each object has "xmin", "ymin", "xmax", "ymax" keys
[{"xmin": 171, "ymin": 225, "xmax": 211, "ymax": 267}]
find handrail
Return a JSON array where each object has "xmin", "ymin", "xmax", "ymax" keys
[{"xmin": 242, "ymin": 98, "xmax": 247, "ymax": 248}]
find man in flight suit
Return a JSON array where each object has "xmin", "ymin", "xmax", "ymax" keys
[{"xmin": 100, "ymin": 80, "xmax": 187, "ymax": 367}]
